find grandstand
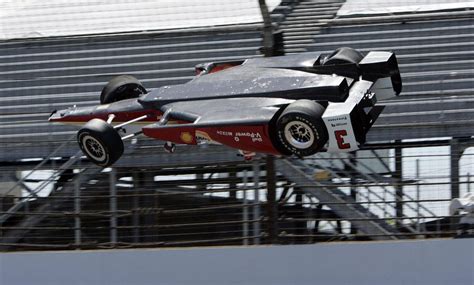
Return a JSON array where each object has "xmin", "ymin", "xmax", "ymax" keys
[{"xmin": 0, "ymin": 0, "xmax": 473, "ymax": 252}]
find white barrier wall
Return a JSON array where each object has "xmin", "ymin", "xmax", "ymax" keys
[{"xmin": 1, "ymin": 239, "xmax": 473, "ymax": 285}]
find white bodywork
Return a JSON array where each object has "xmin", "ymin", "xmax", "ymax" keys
[{"xmin": 322, "ymin": 68, "xmax": 398, "ymax": 153}]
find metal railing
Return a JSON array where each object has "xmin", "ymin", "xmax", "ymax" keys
[{"xmin": 1, "ymin": 146, "xmax": 471, "ymax": 251}]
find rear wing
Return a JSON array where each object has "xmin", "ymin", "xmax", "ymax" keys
[
  {"xmin": 359, "ymin": 51, "xmax": 402, "ymax": 95},
  {"xmin": 312, "ymin": 50, "xmax": 402, "ymax": 97}
]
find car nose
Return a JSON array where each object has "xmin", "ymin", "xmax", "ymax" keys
[
  {"xmin": 48, "ymin": 109, "xmax": 64, "ymax": 122},
  {"xmin": 48, "ymin": 107, "xmax": 76, "ymax": 122}
]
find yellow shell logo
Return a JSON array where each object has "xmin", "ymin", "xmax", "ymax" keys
[{"xmin": 180, "ymin": 132, "xmax": 193, "ymax": 143}]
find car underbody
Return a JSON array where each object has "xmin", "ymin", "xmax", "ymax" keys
[{"xmin": 49, "ymin": 48, "xmax": 402, "ymax": 167}]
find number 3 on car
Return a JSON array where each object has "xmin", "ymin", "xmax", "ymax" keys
[{"xmin": 334, "ymin": 130, "xmax": 351, "ymax": 150}]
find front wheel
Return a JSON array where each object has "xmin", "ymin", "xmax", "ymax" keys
[
  {"xmin": 77, "ymin": 119, "xmax": 124, "ymax": 167},
  {"xmin": 275, "ymin": 100, "xmax": 328, "ymax": 157},
  {"xmin": 100, "ymin": 75, "xmax": 147, "ymax": 104}
]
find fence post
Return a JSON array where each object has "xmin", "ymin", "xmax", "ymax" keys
[
  {"xmin": 416, "ymin": 159, "xmax": 421, "ymax": 233},
  {"xmin": 394, "ymin": 144, "xmax": 404, "ymax": 227},
  {"xmin": 266, "ymin": 155, "xmax": 278, "ymax": 244},
  {"xmin": 253, "ymin": 160, "xmax": 261, "ymax": 245},
  {"xmin": 258, "ymin": 0, "xmax": 274, "ymax": 57},
  {"xmin": 110, "ymin": 168, "xmax": 117, "ymax": 247},
  {"xmin": 74, "ymin": 167, "xmax": 82, "ymax": 249},
  {"xmin": 450, "ymin": 139, "xmax": 461, "ymax": 199},
  {"xmin": 243, "ymin": 170, "xmax": 249, "ymax": 245}
]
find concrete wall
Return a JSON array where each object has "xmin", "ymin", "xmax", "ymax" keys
[{"xmin": 1, "ymin": 239, "xmax": 473, "ymax": 285}]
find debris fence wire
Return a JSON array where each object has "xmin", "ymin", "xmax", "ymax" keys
[{"xmin": 1, "ymin": 1, "xmax": 473, "ymax": 250}]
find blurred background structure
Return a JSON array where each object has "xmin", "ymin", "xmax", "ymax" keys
[{"xmin": 0, "ymin": 0, "xmax": 473, "ymax": 251}]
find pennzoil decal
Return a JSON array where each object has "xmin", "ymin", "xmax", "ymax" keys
[
  {"xmin": 180, "ymin": 132, "xmax": 194, "ymax": 143},
  {"xmin": 195, "ymin": 131, "xmax": 212, "ymax": 143}
]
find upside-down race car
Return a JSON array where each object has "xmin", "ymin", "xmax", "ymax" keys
[{"xmin": 49, "ymin": 48, "xmax": 402, "ymax": 167}]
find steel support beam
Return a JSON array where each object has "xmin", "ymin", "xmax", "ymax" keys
[
  {"xmin": 394, "ymin": 144, "xmax": 404, "ymax": 223},
  {"xmin": 132, "ymin": 171, "xmax": 141, "ymax": 244},
  {"xmin": 242, "ymin": 170, "xmax": 249, "ymax": 246},
  {"xmin": 74, "ymin": 168, "xmax": 82, "ymax": 248},
  {"xmin": 265, "ymin": 155, "xmax": 278, "ymax": 244},
  {"xmin": 252, "ymin": 160, "xmax": 261, "ymax": 245},
  {"xmin": 275, "ymin": 158, "xmax": 399, "ymax": 240},
  {"xmin": 258, "ymin": 0, "xmax": 274, "ymax": 57},
  {"xmin": 450, "ymin": 139, "xmax": 460, "ymax": 199},
  {"xmin": 110, "ymin": 169, "xmax": 118, "ymax": 246},
  {"xmin": 0, "ymin": 167, "xmax": 101, "ymax": 249},
  {"xmin": 347, "ymin": 153, "xmax": 358, "ymax": 235}
]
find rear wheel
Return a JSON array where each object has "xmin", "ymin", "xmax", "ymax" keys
[
  {"xmin": 275, "ymin": 100, "xmax": 328, "ymax": 157},
  {"xmin": 100, "ymin": 75, "xmax": 147, "ymax": 104},
  {"xmin": 77, "ymin": 119, "xmax": 124, "ymax": 167}
]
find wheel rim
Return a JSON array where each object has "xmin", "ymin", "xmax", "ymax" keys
[
  {"xmin": 284, "ymin": 121, "xmax": 315, "ymax": 149},
  {"xmin": 82, "ymin": 135, "xmax": 106, "ymax": 162}
]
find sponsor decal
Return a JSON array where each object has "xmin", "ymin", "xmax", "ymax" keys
[
  {"xmin": 327, "ymin": 116, "xmax": 347, "ymax": 122},
  {"xmin": 180, "ymin": 132, "xmax": 194, "ymax": 144},
  {"xmin": 331, "ymin": 122, "xmax": 348, "ymax": 127},
  {"xmin": 195, "ymin": 131, "xmax": 212, "ymax": 143},
  {"xmin": 216, "ymin": 130, "xmax": 233, "ymax": 136},
  {"xmin": 328, "ymin": 116, "xmax": 349, "ymax": 128},
  {"xmin": 234, "ymin": 131, "xmax": 263, "ymax": 143}
]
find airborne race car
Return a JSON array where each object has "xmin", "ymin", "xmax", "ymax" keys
[{"xmin": 49, "ymin": 48, "xmax": 402, "ymax": 167}]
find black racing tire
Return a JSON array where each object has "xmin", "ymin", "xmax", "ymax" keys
[
  {"xmin": 275, "ymin": 100, "xmax": 328, "ymax": 157},
  {"xmin": 323, "ymin": 47, "xmax": 363, "ymax": 65},
  {"xmin": 77, "ymin": 119, "xmax": 124, "ymax": 167},
  {"xmin": 100, "ymin": 75, "xmax": 147, "ymax": 104}
]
